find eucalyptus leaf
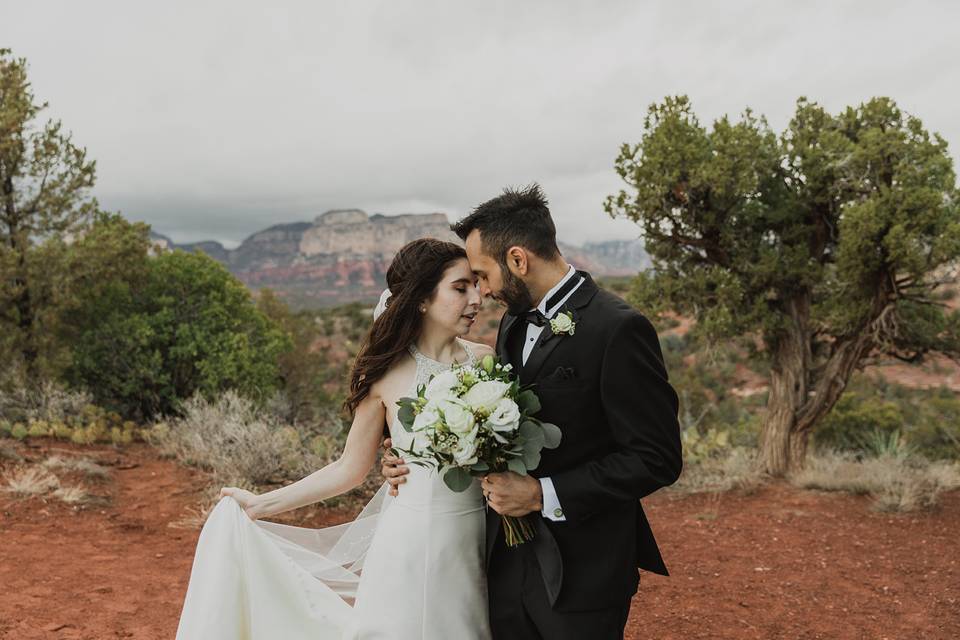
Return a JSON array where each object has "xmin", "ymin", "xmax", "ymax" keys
[
  {"xmin": 540, "ymin": 422, "xmax": 563, "ymax": 449},
  {"xmin": 397, "ymin": 401, "xmax": 417, "ymax": 431},
  {"xmin": 507, "ymin": 457, "xmax": 527, "ymax": 475},
  {"xmin": 521, "ymin": 448, "xmax": 541, "ymax": 470},
  {"xmin": 443, "ymin": 466, "xmax": 474, "ymax": 492},
  {"xmin": 517, "ymin": 389, "xmax": 541, "ymax": 414},
  {"xmin": 519, "ymin": 421, "xmax": 545, "ymax": 449}
]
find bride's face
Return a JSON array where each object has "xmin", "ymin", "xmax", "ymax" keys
[{"xmin": 422, "ymin": 258, "xmax": 481, "ymax": 336}]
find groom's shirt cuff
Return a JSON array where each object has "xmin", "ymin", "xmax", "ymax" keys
[{"xmin": 539, "ymin": 477, "xmax": 566, "ymax": 522}]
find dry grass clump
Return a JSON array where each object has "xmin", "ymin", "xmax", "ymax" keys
[
  {"xmin": 672, "ymin": 447, "xmax": 765, "ymax": 494},
  {"xmin": 42, "ymin": 455, "xmax": 110, "ymax": 480},
  {"xmin": 51, "ymin": 485, "xmax": 97, "ymax": 505},
  {"xmin": 2, "ymin": 462, "xmax": 110, "ymax": 506},
  {"xmin": 4, "ymin": 466, "xmax": 60, "ymax": 496},
  {"xmin": 790, "ymin": 451, "xmax": 960, "ymax": 512}
]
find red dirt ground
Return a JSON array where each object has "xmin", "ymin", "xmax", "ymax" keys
[{"xmin": 1, "ymin": 440, "xmax": 958, "ymax": 639}]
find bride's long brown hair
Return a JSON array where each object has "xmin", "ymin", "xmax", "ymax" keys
[{"xmin": 344, "ymin": 238, "xmax": 468, "ymax": 415}]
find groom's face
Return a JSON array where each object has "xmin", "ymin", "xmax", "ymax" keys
[{"xmin": 464, "ymin": 230, "xmax": 535, "ymax": 315}]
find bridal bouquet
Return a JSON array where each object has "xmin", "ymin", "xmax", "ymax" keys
[{"xmin": 394, "ymin": 354, "xmax": 561, "ymax": 546}]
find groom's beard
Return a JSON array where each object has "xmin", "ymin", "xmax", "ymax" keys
[{"xmin": 498, "ymin": 267, "xmax": 536, "ymax": 316}]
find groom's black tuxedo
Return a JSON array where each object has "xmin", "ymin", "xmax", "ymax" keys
[{"xmin": 486, "ymin": 271, "xmax": 682, "ymax": 631}]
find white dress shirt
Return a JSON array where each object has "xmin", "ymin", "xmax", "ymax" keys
[{"xmin": 521, "ymin": 264, "xmax": 583, "ymax": 522}]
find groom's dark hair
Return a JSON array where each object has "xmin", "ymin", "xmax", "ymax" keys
[{"xmin": 452, "ymin": 183, "xmax": 561, "ymax": 262}]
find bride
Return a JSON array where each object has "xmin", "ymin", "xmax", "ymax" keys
[{"xmin": 175, "ymin": 238, "xmax": 494, "ymax": 639}]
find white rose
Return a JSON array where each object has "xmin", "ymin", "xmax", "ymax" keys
[
  {"xmin": 486, "ymin": 397, "xmax": 521, "ymax": 433},
  {"xmin": 549, "ymin": 312, "xmax": 575, "ymax": 335},
  {"xmin": 412, "ymin": 403, "xmax": 440, "ymax": 432},
  {"xmin": 462, "ymin": 380, "xmax": 510, "ymax": 413},
  {"xmin": 439, "ymin": 399, "xmax": 476, "ymax": 435},
  {"xmin": 452, "ymin": 429, "xmax": 479, "ymax": 466},
  {"xmin": 424, "ymin": 369, "xmax": 460, "ymax": 401}
]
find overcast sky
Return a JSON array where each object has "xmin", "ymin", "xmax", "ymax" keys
[{"xmin": 5, "ymin": 1, "xmax": 959, "ymax": 248}]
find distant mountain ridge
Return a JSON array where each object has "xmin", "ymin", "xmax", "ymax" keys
[{"xmin": 150, "ymin": 210, "xmax": 650, "ymax": 309}]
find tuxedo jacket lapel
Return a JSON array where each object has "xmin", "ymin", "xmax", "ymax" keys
[
  {"xmin": 496, "ymin": 314, "xmax": 519, "ymax": 360},
  {"xmin": 520, "ymin": 323, "xmax": 560, "ymax": 382},
  {"xmin": 521, "ymin": 271, "xmax": 599, "ymax": 383}
]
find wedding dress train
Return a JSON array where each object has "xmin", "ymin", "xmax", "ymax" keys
[{"xmin": 175, "ymin": 338, "xmax": 491, "ymax": 640}]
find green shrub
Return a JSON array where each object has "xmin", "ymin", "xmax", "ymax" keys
[
  {"xmin": 904, "ymin": 393, "xmax": 960, "ymax": 460},
  {"xmin": 815, "ymin": 393, "xmax": 903, "ymax": 452},
  {"xmin": 65, "ymin": 250, "xmax": 290, "ymax": 420}
]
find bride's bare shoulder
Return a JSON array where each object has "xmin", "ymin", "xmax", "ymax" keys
[{"xmin": 371, "ymin": 349, "xmax": 417, "ymax": 398}]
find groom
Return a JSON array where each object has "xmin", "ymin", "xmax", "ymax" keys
[{"xmin": 384, "ymin": 184, "xmax": 682, "ymax": 639}]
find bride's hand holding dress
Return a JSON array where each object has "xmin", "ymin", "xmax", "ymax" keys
[{"xmin": 218, "ymin": 487, "xmax": 259, "ymax": 519}]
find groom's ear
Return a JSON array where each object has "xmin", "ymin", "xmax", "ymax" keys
[{"xmin": 505, "ymin": 246, "xmax": 529, "ymax": 276}]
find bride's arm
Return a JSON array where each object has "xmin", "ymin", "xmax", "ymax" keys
[{"xmin": 226, "ymin": 392, "xmax": 386, "ymax": 520}]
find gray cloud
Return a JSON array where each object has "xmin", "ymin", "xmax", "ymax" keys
[{"xmin": 5, "ymin": 0, "xmax": 958, "ymax": 248}]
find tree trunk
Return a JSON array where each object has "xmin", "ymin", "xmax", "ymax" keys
[
  {"xmin": 759, "ymin": 293, "xmax": 887, "ymax": 476},
  {"xmin": 758, "ymin": 297, "xmax": 810, "ymax": 476}
]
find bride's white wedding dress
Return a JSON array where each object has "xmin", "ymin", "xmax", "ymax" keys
[{"xmin": 175, "ymin": 339, "xmax": 491, "ymax": 639}]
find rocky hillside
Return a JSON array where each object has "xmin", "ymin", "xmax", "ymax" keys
[{"xmin": 151, "ymin": 210, "xmax": 649, "ymax": 309}]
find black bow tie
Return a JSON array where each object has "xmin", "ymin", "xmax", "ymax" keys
[
  {"xmin": 519, "ymin": 309, "xmax": 549, "ymax": 327},
  {"xmin": 518, "ymin": 272, "xmax": 581, "ymax": 327}
]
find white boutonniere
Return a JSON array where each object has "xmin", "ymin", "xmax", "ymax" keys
[{"xmin": 549, "ymin": 311, "xmax": 576, "ymax": 336}]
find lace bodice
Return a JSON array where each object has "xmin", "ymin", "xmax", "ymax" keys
[{"xmin": 406, "ymin": 337, "xmax": 478, "ymax": 392}]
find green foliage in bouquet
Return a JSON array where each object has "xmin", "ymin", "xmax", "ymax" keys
[{"xmin": 394, "ymin": 354, "xmax": 561, "ymax": 545}]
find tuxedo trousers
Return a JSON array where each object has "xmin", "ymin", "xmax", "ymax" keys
[{"xmin": 487, "ymin": 533, "xmax": 632, "ymax": 640}]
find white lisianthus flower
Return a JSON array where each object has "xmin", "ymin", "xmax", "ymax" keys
[
  {"xmin": 549, "ymin": 311, "xmax": 576, "ymax": 335},
  {"xmin": 412, "ymin": 429, "xmax": 432, "ymax": 451},
  {"xmin": 452, "ymin": 429, "xmax": 479, "ymax": 465},
  {"xmin": 462, "ymin": 380, "xmax": 511, "ymax": 413},
  {"xmin": 412, "ymin": 402, "xmax": 440, "ymax": 432},
  {"xmin": 439, "ymin": 399, "xmax": 476, "ymax": 435},
  {"xmin": 486, "ymin": 397, "xmax": 521, "ymax": 433},
  {"xmin": 424, "ymin": 369, "xmax": 460, "ymax": 401}
]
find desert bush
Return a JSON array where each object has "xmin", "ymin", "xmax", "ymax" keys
[
  {"xmin": 0, "ymin": 376, "xmax": 95, "ymax": 425},
  {"xmin": 146, "ymin": 389, "xmax": 339, "ymax": 489},
  {"xmin": 790, "ymin": 450, "xmax": 960, "ymax": 512},
  {"xmin": 0, "ymin": 373, "xmax": 143, "ymax": 445},
  {"xmin": 902, "ymin": 392, "xmax": 960, "ymax": 460},
  {"xmin": 814, "ymin": 394, "xmax": 903, "ymax": 452},
  {"xmin": 814, "ymin": 377, "xmax": 960, "ymax": 461}
]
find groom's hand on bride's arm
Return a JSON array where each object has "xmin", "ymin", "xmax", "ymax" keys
[
  {"xmin": 380, "ymin": 438, "xmax": 409, "ymax": 496},
  {"xmin": 481, "ymin": 472, "xmax": 543, "ymax": 517}
]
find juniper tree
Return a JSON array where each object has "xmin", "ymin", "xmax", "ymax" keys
[
  {"xmin": 0, "ymin": 49, "xmax": 97, "ymax": 379},
  {"xmin": 606, "ymin": 96, "xmax": 960, "ymax": 475}
]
